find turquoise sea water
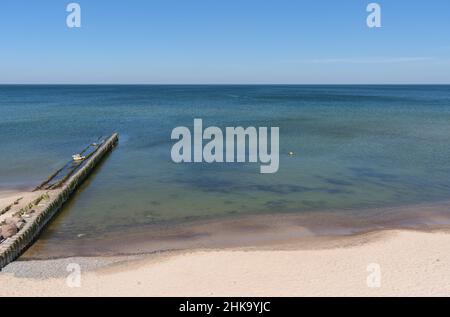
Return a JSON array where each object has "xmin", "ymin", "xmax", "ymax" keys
[{"xmin": 1, "ymin": 85, "xmax": 450, "ymax": 251}]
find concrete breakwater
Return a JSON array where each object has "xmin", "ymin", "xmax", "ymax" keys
[{"xmin": 0, "ymin": 133, "xmax": 118, "ymax": 269}]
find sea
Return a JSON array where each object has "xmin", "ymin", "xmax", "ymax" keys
[{"xmin": 1, "ymin": 85, "xmax": 450, "ymax": 257}]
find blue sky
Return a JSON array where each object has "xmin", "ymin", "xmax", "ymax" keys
[{"xmin": 1, "ymin": 0, "xmax": 449, "ymax": 84}]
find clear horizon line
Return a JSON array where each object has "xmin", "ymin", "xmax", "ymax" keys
[{"xmin": 1, "ymin": 83, "xmax": 450, "ymax": 86}]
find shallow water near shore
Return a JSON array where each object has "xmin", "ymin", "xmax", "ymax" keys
[{"xmin": 1, "ymin": 85, "xmax": 450, "ymax": 257}]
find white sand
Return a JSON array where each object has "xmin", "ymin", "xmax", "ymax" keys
[
  {"xmin": 0, "ymin": 190, "xmax": 38, "ymax": 209},
  {"xmin": 0, "ymin": 190, "xmax": 43, "ymax": 223},
  {"xmin": 0, "ymin": 191, "xmax": 25, "ymax": 208},
  {"xmin": 1, "ymin": 229, "xmax": 450, "ymax": 296}
]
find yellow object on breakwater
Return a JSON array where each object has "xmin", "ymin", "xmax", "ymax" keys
[{"xmin": 0, "ymin": 133, "xmax": 118, "ymax": 269}]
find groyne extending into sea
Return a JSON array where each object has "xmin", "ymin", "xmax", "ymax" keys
[{"xmin": 0, "ymin": 133, "xmax": 118, "ymax": 269}]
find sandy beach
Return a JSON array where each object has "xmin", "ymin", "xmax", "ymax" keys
[
  {"xmin": 1, "ymin": 228, "xmax": 450, "ymax": 297},
  {"xmin": 0, "ymin": 190, "xmax": 44, "ymax": 235},
  {"xmin": 2, "ymin": 190, "xmax": 450, "ymax": 296},
  {"xmin": 0, "ymin": 190, "xmax": 35, "ymax": 211}
]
